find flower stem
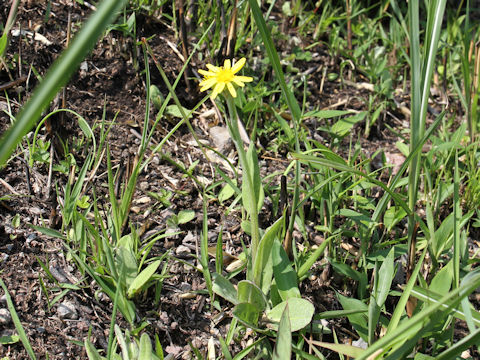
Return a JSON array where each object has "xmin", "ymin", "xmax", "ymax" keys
[{"xmin": 224, "ymin": 95, "xmax": 260, "ymax": 279}]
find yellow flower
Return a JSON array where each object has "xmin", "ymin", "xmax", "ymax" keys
[{"xmin": 199, "ymin": 58, "xmax": 253, "ymax": 99}]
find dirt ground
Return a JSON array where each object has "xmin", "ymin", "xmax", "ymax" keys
[{"xmin": 0, "ymin": 1, "xmax": 423, "ymax": 359}]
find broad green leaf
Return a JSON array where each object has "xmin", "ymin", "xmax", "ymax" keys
[
  {"xmin": 177, "ymin": 209, "xmax": 195, "ymax": 224},
  {"xmin": 376, "ymin": 247, "xmax": 395, "ymax": 307},
  {"xmin": 338, "ymin": 208, "xmax": 372, "ymax": 228},
  {"xmin": 331, "ymin": 111, "xmax": 367, "ymax": 137},
  {"xmin": 312, "ymin": 342, "xmax": 365, "ymax": 358},
  {"xmin": 329, "ymin": 259, "xmax": 366, "ymax": 296},
  {"xmin": 237, "ymin": 280, "xmax": 266, "ymax": 312},
  {"xmin": 273, "ymin": 304, "xmax": 291, "ymax": 360},
  {"xmin": 383, "ymin": 206, "xmax": 407, "ymax": 231},
  {"xmin": 337, "ymin": 292, "xmax": 368, "ymax": 341},
  {"xmin": 127, "ymin": 260, "xmax": 161, "ymax": 298},
  {"xmin": 139, "ymin": 333, "xmax": 153, "ymax": 360},
  {"xmin": 116, "ymin": 246, "xmax": 138, "ymax": 289},
  {"xmin": 0, "ymin": 334, "xmax": 20, "ymax": 344},
  {"xmin": 429, "ymin": 260, "xmax": 452, "ymax": 295},
  {"xmin": 212, "ymin": 273, "xmax": 238, "ymax": 305},
  {"xmin": 218, "ymin": 182, "xmax": 236, "ymax": 203},
  {"xmin": 303, "ymin": 109, "xmax": 352, "ymax": 119},
  {"xmin": 166, "ymin": 104, "xmax": 192, "ymax": 119},
  {"xmin": 233, "ymin": 302, "xmax": 259, "ymax": 326},
  {"xmin": 266, "ymin": 298, "xmax": 314, "ymax": 332},
  {"xmin": 272, "ymin": 240, "xmax": 300, "ymax": 300}
]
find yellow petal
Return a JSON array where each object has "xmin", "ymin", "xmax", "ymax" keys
[
  {"xmin": 199, "ymin": 69, "xmax": 216, "ymax": 77},
  {"xmin": 227, "ymin": 82, "xmax": 237, "ymax": 98},
  {"xmin": 206, "ymin": 64, "xmax": 220, "ymax": 72},
  {"xmin": 211, "ymin": 82, "xmax": 225, "ymax": 99},
  {"xmin": 199, "ymin": 77, "xmax": 217, "ymax": 91},
  {"xmin": 224, "ymin": 59, "xmax": 231, "ymax": 70},
  {"xmin": 231, "ymin": 58, "xmax": 246, "ymax": 74},
  {"xmin": 234, "ymin": 75, "xmax": 253, "ymax": 83}
]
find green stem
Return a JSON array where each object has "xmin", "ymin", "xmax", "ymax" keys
[{"xmin": 224, "ymin": 95, "xmax": 260, "ymax": 277}]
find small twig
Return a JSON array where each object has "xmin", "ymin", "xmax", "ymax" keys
[
  {"xmin": 177, "ymin": 0, "xmax": 192, "ymax": 93},
  {"xmin": 0, "ymin": 177, "xmax": 20, "ymax": 195},
  {"xmin": 24, "ymin": 161, "xmax": 32, "ymax": 196},
  {"xmin": 46, "ymin": 144, "xmax": 54, "ymax": 199},
  {"xmin": 0, "ymin": 76, "xmax": 27, "ymax": 92}
]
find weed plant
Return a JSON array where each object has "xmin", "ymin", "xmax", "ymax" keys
[{"xmin": 0, "ymin": 0, "xmax": 480, "ymax": 359}]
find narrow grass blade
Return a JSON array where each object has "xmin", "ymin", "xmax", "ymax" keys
[
  {"xmin": 0, "ymin": 278, "xmax": 36, "ymax": 360},
  {"xmin": 0, "ymin": 0, "xmax": 128, "ymax": 166},
  {"xmin": 436, "ymin": 326, "xmax": 480, "ymax": 360},
  {"xmin": 387, "ymin": 248, "xmax": 426, "ymax": 334},
  {"xmin": 358, "ymin": 269, "xmax": 480, "ymax": 359}
]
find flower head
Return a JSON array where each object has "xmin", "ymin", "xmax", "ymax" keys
[{"xmin": 199, "ymin": 58, "xmax": 253, "ymax": 99}]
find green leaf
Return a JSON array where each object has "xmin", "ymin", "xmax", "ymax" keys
[
  {"xmin": 233, "ymin": 302, "xmax": 259, "ymax": 326},
  {"xmin": 312, "ymin": 342, "xmax": 366, "ymax": 358},
  {"xmin": 243, "ymin": 142, "xmax": 264, "ymax": 215},
  {"xmin": 272, "ymin": 240, "xmax": 300, "ymax": 301},
  {"xmin": 303, "ymin": 109, "xmax": 352, "ymax": 119},
  {"xmin": 429, "ymin": 260, "xmax": 453, "ymax": 295},
  {"xmin": 266, "ymin": 298, "xmax": 314, "ymax": 332},
  {"xmin": 218, "ymin": 182, "xmax": 236, "ymax": 203},
  {"xmin": 253, "ymin": 217, "xmax": 283, "ymax": 292},
  {"xmin": 127, "ymin": 260, "xmax": 161, "ymax": 299},
  {"xmin": 0, "ymin": 0, "xmax": 129, "ymax": 166},
  {"xmin": 166, "ymin": 104, "xmax": 192, "ymax": 119},
  {"xmin": 85, "ymin": 339, "xmax": 105, "ymax": 360},
  {"xmin": 177, "ymin": 209, "xmax": 195, "ymax": 224},
  {"xmin": 0, "ymin": 278, "xmax": 36, "ymax": 360},
  {"xmin": 0, "ymin": 32, "xmax": 8, "ymax": 57},
  {"xmin": 116, "ymin": 246, "xmax": 138, "ymax": 289},
  {"xmin": 212, "ymin": 273, "xmax": 238, "ymax": 305},
  {"xmin": 297, "ymin": 236, "xmax": 332, "ymax": 279},
  {"xmin": 0, "ymin": 334, "xmax": 20, "ymax": 345},
  {"xmin": 237, "ymin": 280, "xmax": 267, "ymax": 312},
  {"xmin": 331, "ymin": 111, "xmax": 367, "ymax": 137},
  {"xmin": 337, "ymin": 292, "xmax": 368, "ymax": 341},
  {"xmin": 273, "ymin": 304, "xmax": 291, "ymax": 360},
  {"xmin": 376, "ymin": 247, "xmax": 395, "ymax": 307},
  {"xmin": 139, "ymin": 333, "xmax": 153, "ymax": 360}
]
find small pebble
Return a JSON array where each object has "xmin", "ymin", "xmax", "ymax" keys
[
  {"xmin": 57, "ymin": 301, "xmax": 78, "ymax": 320},
  {"xmin": 0, "ymin": 308, "xmax": 12, "ymax": 325},
  {"xmin": 175, "ymin": 245, "xmax": 191, "ymax": 255}
]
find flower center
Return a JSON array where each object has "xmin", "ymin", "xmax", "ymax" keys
[{"xmin": 217, "ymin": 68, "xmax": 234, "ymax": 83}]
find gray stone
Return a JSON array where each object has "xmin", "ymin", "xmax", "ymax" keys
[{"xmin": 57, "ymin": 301, "xmax": 78, "ymax": 320}]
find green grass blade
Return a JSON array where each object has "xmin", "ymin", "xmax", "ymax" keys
[
  {"xmin": 0, "ymin": 278, "xmax": 36, "ymax": 360},
  {"xmin": 359, "ymin": 268, "xmax": 480, "ymax": 359},
  {"xmin": 0, "ymin": 0, "xmax": 128, "ymax": 166},
  {"xmin": 387, "ymin": 248, "xmax": 427, "ymax": 334},
  {"xmin": 436, "ymin": 326, "xmax": 480, "ymax": 360}
]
